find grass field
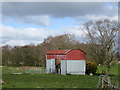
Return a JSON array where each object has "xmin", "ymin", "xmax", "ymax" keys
[{"xmin": 1, "ymin": 64, "xmax": 119, "ymax": 88}]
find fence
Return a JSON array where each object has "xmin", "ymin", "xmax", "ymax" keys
[
  {"xmin": 25, "ymin": 69, "xmax": 46, "ymax": 74},
  {"xmin": 11, "ymin": 67, "xmax": 46, "ymax": 74},
  {"xmin": 98, "ymin": 75, "xmax": 117, "ymax": 88}
]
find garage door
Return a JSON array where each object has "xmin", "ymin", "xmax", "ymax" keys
[{"xmin": 67, "ymin": 60, "xmax": 86, "ymax": 75}]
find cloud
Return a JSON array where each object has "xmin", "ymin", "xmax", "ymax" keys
[
  {"xmin": 1, "ymin": 25, "xmax": 49, "ymax": 44},
  {"xmin": 3, "ymin": 15, "xmax": 52, "ymax": 27},
  {"xmin": 2, "ymin": 2, "xmax": 117, "ymax": 18},
  {"xmin": 2, "ymin": 2, "xmax": 117, "ymax": 27},
  {"xmin": 73, "ymin": 15, "xmax": 118, "ymax": 25},
  {"xmin": 58, "ymin": 26, "xmax": 87, "ymax": 37},
  {"xmin": 85, "ymin": 15, "xmax": 118, "ymax": 21},
  {"xmin": 1, "ymin": 24, "xmax": 87, "ymax": 46},
  {"xmin": 58, "ymin": 26, "xmax": 88, "ymax": 42},
  {"xmin": 22, "ymin": 15, "xmax": 52, "ymax": 26},
  {"xmin": 1, "ymin": 40, "xmax": 41, "ymax": 46}
]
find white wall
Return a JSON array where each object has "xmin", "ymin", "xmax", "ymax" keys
[{"xmin": 61, "ymin": 60, "xmax": 86, "ymax": 75}]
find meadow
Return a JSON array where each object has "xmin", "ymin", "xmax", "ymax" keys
[{"xmin": 1, "ymin": 64, "xmax": 119, "ymax": 88}]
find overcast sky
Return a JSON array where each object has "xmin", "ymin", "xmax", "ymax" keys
[{"xmin": 1, "ymin": 2, "xmax": 118, "ymax": 46}]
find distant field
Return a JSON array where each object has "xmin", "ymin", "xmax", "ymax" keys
[{"xmin": 1, "ymin": 64, "xmax": 119, "ymax": 88}]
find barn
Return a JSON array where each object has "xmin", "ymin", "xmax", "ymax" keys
[{"xmin": 46, "ymin": 49, "xmax": 86, "ymax": 75}]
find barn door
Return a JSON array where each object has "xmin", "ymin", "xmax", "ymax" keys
[
  {"xmin": 61, "ymin": 60, "xmax": 67, "ymax": 75},
  {"xmin": 50, "ymin": 59, "xmax": 55, "ymax": 73},
  {"xmin": 46, "ymin": 59, "xmax": 55, "ymax": 73},
  {"xmin": 46, "ymin": 60, "xmax": 51, "ymax": 73}
]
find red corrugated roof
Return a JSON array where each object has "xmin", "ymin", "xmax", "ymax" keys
[{"xmin": 47, "ymin": 49, "xmax": 71, "ymax": 55}]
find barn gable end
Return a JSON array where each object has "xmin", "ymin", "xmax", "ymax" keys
[{"xmin": 66, "ymin": 49, "xmax": 86, "ymax": 60}]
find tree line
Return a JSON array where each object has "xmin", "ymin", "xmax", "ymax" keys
[{"xmin": 2, "ymin": 34, "xmax": 93, "ymax": 66}]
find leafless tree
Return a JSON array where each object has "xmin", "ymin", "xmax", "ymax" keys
[{"xmin": 84, "ymin": 18, "xmax": 118, "ymax": 77}]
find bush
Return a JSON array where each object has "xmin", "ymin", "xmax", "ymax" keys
[{"xmin": 86, "ymin": 61, "xmax": 97, "ymax": 75}]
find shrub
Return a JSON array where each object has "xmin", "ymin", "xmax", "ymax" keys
[{"xmin": 86, "ymin": 61, "xmax": 97, "ymax": 75}]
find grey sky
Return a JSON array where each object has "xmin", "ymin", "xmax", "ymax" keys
[
  {"xmin": 2, "ymin": 2, "xmax": 117, "ymax": 18},
  {"xmin": 1, "ymin": 2, "xmax": 118, "ymax": 46}
]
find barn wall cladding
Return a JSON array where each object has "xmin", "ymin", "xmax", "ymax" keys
[{"xmin": 46, "ymin": 49, "xmax": 86, "ymax": 75}]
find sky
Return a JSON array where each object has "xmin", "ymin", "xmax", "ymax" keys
[{"xmin": 1, "ymin": 2, "xmax": 118, "ymax": 46}]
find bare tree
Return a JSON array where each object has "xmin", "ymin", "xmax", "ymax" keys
[{"xmin": 84, "ymin": 19, "xmax": 118, "ymax": 84}]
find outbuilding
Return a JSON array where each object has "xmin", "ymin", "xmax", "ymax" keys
[{"xmin": 46, "ymin": 49, "xmax": 86, "ymax": 75}]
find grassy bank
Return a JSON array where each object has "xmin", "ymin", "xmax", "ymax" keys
[{"xmin": 1, "ymin": 64, "xmax": 119, "ymax": 88}]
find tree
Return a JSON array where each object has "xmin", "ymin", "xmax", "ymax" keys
[
  {"xmin": 84, "ymin": 19, "xmax": 118, "ymax": 87},
  {"xmin": 43, "ymin": 34, "xmax": 78, "ymax": 50},
  {"xmin": 2, "ymin": 45, "xmax": 12, "ymax": 66},
  {"xmin": 37, "ymin": 34, "xmax": 79, "ymax": 66}
]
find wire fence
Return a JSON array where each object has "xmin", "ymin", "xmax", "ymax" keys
[
  {"xmin": 11, "ymin": 67, "xmax": 46, "ymax": 74},
  {"xmin": 25, "ymin": 69, "xmax": 46, "ymax": 74}
]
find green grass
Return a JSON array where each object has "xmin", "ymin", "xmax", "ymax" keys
[
  {"xmin": 97, "ymin": 65, "xmax": 118, "ymax": 75},
  {"xmin": 2, "ymin": 74, "xmax": 99, "ymax": 88},
  {"xmin": 1, "ymin": 64, "xmax": 119, "ymax": 88}
]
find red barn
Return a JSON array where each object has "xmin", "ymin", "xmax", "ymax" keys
[{"xmin": 46, "ymin": 49, "xmax": 86, "ymax": 75}]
